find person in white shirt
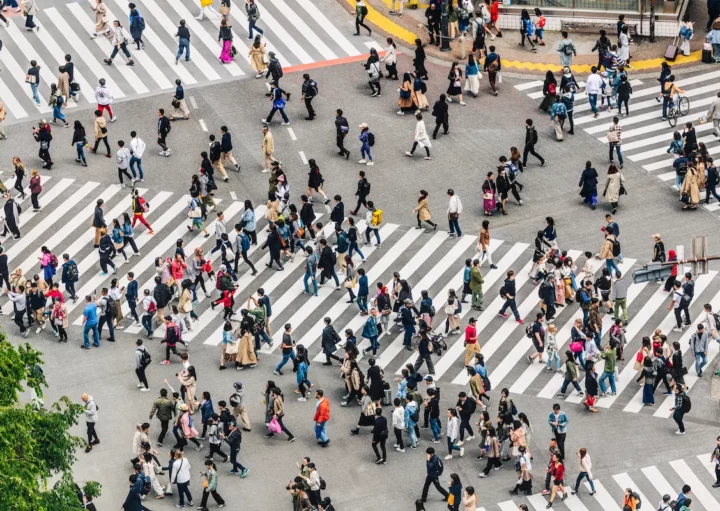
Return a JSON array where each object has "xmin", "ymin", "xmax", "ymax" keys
[
  {"xmin": 701, "ymin": 303, "xmax": 719, "ymax": 339},
  {"xmin": 103, "ymin": 21, "xmax": 135, "ymax": 67},
  {"xmin": 584, "ymin": 66, "xmax": 603, "ymax": 118},
  {"xmin": 392, "ymin": 398, "xmax": 406, "ymax": 452},
  {"xmin": 447, "ymin": 188, "xmax": 463, "ymax": 238},
  {"xmin": 129, "ymin": 132, "xmax": 146, "ymax": 182},
  {"xmin": 95, "ymin": 78, "xmax": 116, "ymax": 122},
  {"xmin": 116, "ymin": 140, "xmax": 133, "ymax": 187},
  {"xmin": 445, "ymin": 408, "xmax": 464, "ymax": 459},
  {"xmin": 170, "ymin": 451, "xmax": 192, "ymax": 506},
  {"xmin": 406, "ymin": 113, "xmax": 432, "ymax": 160}
]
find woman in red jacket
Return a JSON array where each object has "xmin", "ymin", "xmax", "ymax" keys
[
  {"xmin": 489, "ymin": 0, "xmax": 503, "ymax": 38},
  {"xmin": 546, "ymin": 452, "xmax": 566, "ymax": 508}
]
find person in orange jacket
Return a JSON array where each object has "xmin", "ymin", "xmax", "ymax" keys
[{"xmin": 313, "ymin": 389, "xmax": 330, "ymax": 447}]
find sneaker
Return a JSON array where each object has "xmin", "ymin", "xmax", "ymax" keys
[
  {"xmin": 478, "ymin": 473, "xmax": 488, "ymax": 478},
  {"xmin": 675, "ymin": 430, "xmax": 686, "ymax": 435},
  {"xmin": 444, "ymin": 454, "xmax": 453, "ymax": 460},
  {"xmin": 541, "ymin": 489, "xmax": 550, "ymax": 495},
  {"xmin": 517, "ymin": 319, "xmax": 524, "ymax": 324},
  {"xmin": 298, "ymin": 397, "xmax": 307, "ymax": 402},
  {"xmin": 140, "ymin": 387, "xmax": 150, "ymax": 392},
  {"xmin": 358, "ymin": 159, "xmax": 366, "ymax": 164},
  {"xmin": 460, "ymin": 447, "xmax": 464, "ymax": 457}
]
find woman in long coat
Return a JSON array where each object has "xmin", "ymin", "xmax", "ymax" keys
[
  {"xmin": 235, "ymin": 327, "xmax": 258, "ymax": 368},
  {"xmin": 680, "ymin": 165, "xmax": 701, "ymax": 210},
  {"xmin": 578, "ymin": 161, "xmax": 599, "ymax": 210},
  {"xmin": 92, "ymin": 0, "xmax": 111, "ymax": 37},
  {"xmin": 178, "ymin": 366, "xmax": 199, "ymax": 414},
  {"xmin": 602, "ymin": 164, "xmax": 624, "ymax": 214},
  {"xmin": 248, "ymin": 36, "xmax": 267, "ymax": 79},
  {"xmin": 481, "ymin": 172, "xmax": 497, "ymax": 216},
  {"xmin": 366, "ymin": 358, "xmax": 385, "ymax": 405},
  {"xmin": 413, "ymin": 190, "xmax": 436, "ymax": 230},
  {"xmin": 57, "ymin": 67, "xmax": 70, "ymax": 105}
]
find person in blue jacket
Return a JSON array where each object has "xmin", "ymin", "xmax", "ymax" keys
[{"xmin": 61, "ymin": 253, "xmax": 79, "ymax": 302}]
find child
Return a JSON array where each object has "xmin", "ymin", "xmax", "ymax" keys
[
  {"xmin": 220, "ymin": 321, "xmax": 237, "ymax": 370},
  {"xmin": 211, "ymin": 289, "xmax": 234, "ymax": 320},
  {"xmin": 49, "ymin": 84, "xmax": 69, "ymax": 127},
  {"xmin": 545, "ymin": 324, "xmax": 560, "ymax": 372},
  {"xmin": 532, "ymin": 8, "xmax": 545, "ymax": 46},
  {"xmin": 202, "ymin": 258, "xmax": 215, "ymax": 281}
]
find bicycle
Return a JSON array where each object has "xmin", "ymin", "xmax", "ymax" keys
[{"xmin": 667, "ymin": 94, "xmax": 690, "ymax": 127}]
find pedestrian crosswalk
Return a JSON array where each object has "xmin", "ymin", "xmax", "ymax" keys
[
  {"xmin": 3, "ymin": 178, "xmax": 720, "ymax": 420},
  {"xmin": 514, "ymin": 69, "xmax": 720, "ymax": 214},
  {"xmin": 492, "ymin": 453, "xmax": 719, "ymax": 511},
  {"xmin": 0, "ymin": 0, "xmax": 366, "ymax": 122}
]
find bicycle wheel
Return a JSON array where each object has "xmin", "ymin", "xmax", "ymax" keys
[
  {"xmin": 678, "ymin": 96, "xmax": 690, "ymax": 116},
  {"xmin": 668, "ymin": 110, "xmax": 677, "ymax": 128}
]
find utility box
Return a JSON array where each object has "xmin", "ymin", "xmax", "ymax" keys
[{"xmin": 692, "ymin": 236, "xmax": 708, "ymax": 275}]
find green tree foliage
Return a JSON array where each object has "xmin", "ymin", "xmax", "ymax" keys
[{"xmin": 0, "ymin": 338, "xmax": 100, "ymax": 510}]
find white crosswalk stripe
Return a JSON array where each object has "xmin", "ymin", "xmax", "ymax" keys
[
  {"xmin": 515, "ymin": 69, "xmax": 720, "ymax": 215},
  {"xmin": 0, "ymin": 0, "xmax": 368, "ymax": 120}
]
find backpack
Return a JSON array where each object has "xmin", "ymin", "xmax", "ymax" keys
[
  {"xmin": 681, "ymin": 393, "xmax": 691, "ymax": 413},
  {"xmin": 410, "ymin": 407, "xmax": 419, "ymax": 423},
  {"xmin": 531, "ymin": 127, "xmax": 539, "ymax": 145},
  {"xmin": 612, "ymin": 238, "xmax": 621, "ymax": 257},
  {"xmin": 49, "ymin": 254, "xmax": 58, "ymax": 268},
  {"xmin": 138, "ymin": 196, "xmax": 149, "ymax": 212},
  {"xmin": 499, "ymin": 286, "xmax": 507, "ymax": 298},
  {"xmin": 147, "ymin": 298, "xmax": 157, "ymax": 313},
  {"xmin": 361, "ymin": 180, "xmax": 371, "ymax": 196},
  {"xmin": 319, "ymin": 476, "xmax": 327, "ymax": 490},
  {"xmin": 310, "ymin": 79, "xmax": 319, "ymax": 97},
  {"xmin": 367, "ymin": 132, "xmax": 375, "ymax": 147},
  {"xmin": 481, "ymin": 374, "xmax": 492, "ymax": 391},
  {"xmin": 436, "ymin": 455, "xmax": 444, "ymax": 475},
  {"xmin": 240, "ymin": 233, "xmax": 251, "ymax": 252},
  {"xmin": 66, "ymin": 261, "xmax": 79, "ymax": 281},
  {"xmin": 632, "ymin": 493, "xmax": 642, "ymax": 509},
  {"xmin": 510, "ymin": 400, "xmax": 518, "ymax": 416},
  {"xmin": 555, "ymin": 103, "xmax": 567, "ymax": 120},
  {"xmin": 538, "ymin": 281, "xmax": 550, "ymax": 299},
  {"xmin": 713, "ymin": 312, "xmax": 720, "ymax": 331},
  {"xmin": 371, "ymin": 209, "xmax": 383, "ymax": 226},
  {"xmin": 136, "ymin": 17, "xmax": 146, "ymax": 31},
  {"xmin": 547, "ymin": 82, "xmax": 556, "ymax": 96},
  {"xmin": 563, "ymin": 43, "xmax": 574, "ymax": 56},
  {"xmin": 106, "ymin": 296, "xmax": 116, "ymax": 316},
  {"xmin": 359, "ymin": 4, "xmax": 368, "ymax": 16},
  {"xmin": 331, "ymin": 251, "xmax": 337, "ymax": 265},
  {"xmin": 524, "ymin": 19, "xmax": 534, "ymax": 36},
  {"xmin": 138, "ymin": 348, "xmax": 152, "ymax": 368},
  {"xmin": 525, "ymin": 323, "xmax": 534, "ymax": 338},
  {"xmin": 537, "ymin": 16, "xmax": 546, "ymax": 28}
]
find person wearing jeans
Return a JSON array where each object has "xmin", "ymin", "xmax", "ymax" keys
[
  {"xmin": 571, "ymin": 449, "xmax": 596, "ymax": 495},
  {"xmin": 672, "ymin": 386, "xmax": 687, "ymax": 434},
  {"xmin": 246, "ymin": 0, "xmax": 264, "ymax": 38},
  {"xmin": 302, "ymin": 246, "xmax": 319, "ymax": 296},
  {"xmin": 585, "ymin": 66, "xmax": 603, "ymax": 117},
  {"xmin": 559, "ymin": 353, "xmax": 583, "ymax": 396},
  {"xmin": 313, "ymin": 390, "xmax": 330, "ymax": 446},
  {"xmin": 598, "ymin": 344, "xmax": 617, "ymax": 394},
  {"xmin": 26, "ymin": 61, "xmax": 41, "ymax": 104},
  {"xmin": 358, "ymin": 124, "xmax": 373, "ymax": 164},
  {"xmin": 175, "ymin": 20, "xmax": 191, "ymax": 64},
  {"xmin": 690, "ymin": 324, "xmax": 710, "ymax": 376},
  {"xmin": 447, "ymin": 188, "xmax": 462, "ymax": 238}
]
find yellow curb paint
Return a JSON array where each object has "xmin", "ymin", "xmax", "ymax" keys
[
  {"xmin": 501, "ymin": 50, "xmax": 702, "ymax": 73},
  {"xmin": 348, "ymin": 0, "xmax": 417, "ymax": 44},
  {"xmin": 381, "ymin": 0, "xmax": 430, "ymax": 8}
]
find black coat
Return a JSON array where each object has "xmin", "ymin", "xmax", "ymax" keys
[
  {"xmin": 372, "ymin": 415, "xmax": 388, "ymax": 440},
  {"xmin": 367, "ymin": 365, "xmax": 384, "ymax": 401},
  {"xmin": 432, "ymin": 100, "xmax": 448, "ymax": 122},
  {"xmin": 579, "ymin": 167, "xmax": 599, "ymax": 197},
  {"xmin": 262, "ymin": 230, "xmax": 282, "ymax": 258},
  {"xmin": 153, "ymin": 283, "xmax": 171, "ymax": 308},
  {"xmin": 321, "ymin": 325, "xmax": 340, "ymax": 353},
  {"xmin": 318, "ymin": 246, "xmax": 334, "ymax": 273},
  {"xmin": 300, "ymin": 202, "xmax": 316, "ymax": 228},
  {"xmin": 585, "ymin": 371, "xmax": 599, "ymax": 396},
  {"xmin": 330, "ymin": 202, "xmax": 344, "ymax": 225}
]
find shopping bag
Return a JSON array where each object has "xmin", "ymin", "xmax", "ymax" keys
[
  {"xmin": 268, "ymin": 416, "xmax": 282, "ymax": 434},
  {"xmin": 497, "ymin": 72, "xmax": 503, "ymax": 84}
]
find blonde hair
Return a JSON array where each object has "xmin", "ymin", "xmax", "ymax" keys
[{"xmin": 31, "ymin": 169, "xmax": 39, "ymax": 177}]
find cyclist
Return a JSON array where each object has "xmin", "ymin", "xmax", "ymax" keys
[{"xmin": 661, "ymin": 74, "xmax": 685, "ymax": 121}]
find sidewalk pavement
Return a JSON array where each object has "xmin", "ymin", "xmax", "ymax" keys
[{"xmin": 346, "ymin": 0, "xmax": 714, "ymax": 73}]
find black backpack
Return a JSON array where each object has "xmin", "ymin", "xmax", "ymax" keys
[
  {"xmin": 367, "ymin": 132, "xmax": 375, "ymax": 147},
  {"xmin": 525, "ymin": 323, "xmax": 534, "ymax": 338},
  {"xmin": 612, "ymin": 238, "xmax": 621, "ymax": 257},
  {"xmin": 682, "ymin": 393, "xmax": 691, "ymax": 413},
  {"xmin": 66, "ymin": 261, "xmax": 79, "ymax": 281},
  {"xmin": 138, "ymin": 348, "xmax": 151, "ymax": 368},
  {"xmin": 435, "ymin": 455, "xmax": 444, "ymax": 475},
  {"xmin": 106, "ymin": 296, "xmax": 116, "ymax": 315}
]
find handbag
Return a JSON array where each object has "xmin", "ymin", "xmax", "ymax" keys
[
  {"xmin": 344, "ymin": 277, "xmax": 356, "ymax": 289},
  {"xmin": 188, "ymin": 207, "xmax": 202, "ymax": 219},
  {"xmin": 497, "ymin": 72, "xmax": 503, "ymax": 84},
  {"xmin": 25, "ymin": 74, "xmax": 37, "ymax": 84},
  {"xmin": 680, "ymin": 192, "xmax": 690, "ymax": 204},
  {"xmin": 182, "ymin": 301, "xmax": 192, "ymax": 313},
  {"xmin": 273, "ymin": 97, "xmax": 286, "ymax": 109},
  {"xmin": 569, "ymin": 341, "xmax": 583, "ymax": 353},
  {"xmin": 607, "ymin": 129, "xmax": 619, "ymax": 143},
  {"xmin": 620, "ymin": 183, "xmax": 627, "ymax": 195}
]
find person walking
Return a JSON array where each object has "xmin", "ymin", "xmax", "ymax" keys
[
  {"xmin": 406, "ymin": 113, "xmax": 431, "ymax": 160},
  {"xmin": 91, "ymin": 110, "xmax": 111, "ymax": 158},
  {"xmin": 264, "ymin": 81, "xmax": 290, "ymax": 125},
  {"xmin": 578, "ymin": 161, "xmax": 599, "ymax": 210},
  {"xmin": 431, "ymin": 94, "xmax": 449, "ymax": 139},
  {"xmin": 26, "ymin": 60, "xmax": 41, "ymax": 105},
  {"xmin": 447, "ymin": 189, "xmax": 462, "ymax": 238},
  {"xmin": 104, "ymin": 21, "xmax": 135, "ymax": 66},
  {"xmin": 602, "ymin": 164, "xmax": 624, "ymax": 214},
  {"xmin": 335, "ymin": 109, "xmax": 350, "ymax": 159},
  {"xmin": 300, "ymin": 73, "xmax": 317, "ymax": 120},
  {"xmin": 95, "ymin": 78, "xmax": 116, "ymax": 122},
  {"xmin": 71, "ymin": 120, "xmax": 88, "ymax": 167},
  {"xmin": 557, "ymin": 31, "xmax": 576, "ymax": 67},
  {"xmin": 22, "ymin": 0, "xmax": 39, "ymax": 32},
  {"xmin": 217, "ymin": 17, "xmax": 234, "ymax": 64},
  {"xmin": 352, "ymin": 0, "xmax": 371, "ymax": 36},
  {"xmin": 313, "ymin": 389, "xmax": 330, "ymax": 447},
  {"xmin": 128, "ymin": 131, "xmax": 145, "ymax": 182},
  {"xmin": 129, "ymin": 8, "xmax": 145, "ymax": 50},
  {"xmin": 116, "ymin": 140, "xmax": 133, "ymax": 187},
  {"xmin": 549, "ymin": 96, "xmax": 567, "ymax": 142},
  {"xmin": 261, "ymin": 125, "xmax": 278, "ymax": 172},
  {"xmin": 421, "ymin": 447, "xmax": 450, "ymax": 503},
  {"xmin": 358, "ymin": 123, "xmax": 374, "ymax": 165},
  {"xmin": 169, "ymin": 79, "xmax": 190, "ymax": 121},
  {"xmin": 148, "ymin": 388, "xmax": 174, "ymax": 446},
  {"xmin": 607, "ymin": 116, "xmax": 624, "ymax": 169},
  {"xmin": 28, "ymin": 169, "xmax": 41, "ymax": 212},
  {"xmin": 134, "ymin": 339, "xmax": 150, "ymax": 391},
  {"xmin": 170, "ymin": 451, "xmax": 193, "ymax": 507},
  {"xmin": 91, "ymin": 0, "xmax": 111, "ymax": 38},
  {"xmin": 413, "ymin": 190, "xmax": 436, "ymax": 230},
  {"xmin": 246, "ymin": 0, "xmax": 264, "ymax": 38},
  {"xmin": 175, "ymin": 19, "xmax": 191, "ymax": 64},
  {"xmin": 219, "ymin": 126, "xmax": 239, "ymax": 172},
  {"xmin": 371, "ymin": 408, "xmax": 388, "ymax": 464},
  {"xmin": 33, "ymin": 120, "xmax": 53, "ymax": 169},
  {"xmin": 157, "ymin": 109, "xmax": 171, "ymax": 156},
  {"xmin": 81, "ymin": 393, "xmax": 99, "ymax": 452},
  {"xmin": 547, "ymin": 403, "xmax": 568, "ymax": 458},
  {"xmin": 131, "ymin": 189, "xmax": 154, "ymax": 234}
]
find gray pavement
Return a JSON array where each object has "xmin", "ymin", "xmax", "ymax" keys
[{"xmin": 2, "ymin": 18, "xmax": 720, "ymax": 511}]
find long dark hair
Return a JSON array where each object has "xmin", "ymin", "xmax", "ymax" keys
[{"xmin": 418, "ymin": 190, "xmax": 428, "ymax": 202}]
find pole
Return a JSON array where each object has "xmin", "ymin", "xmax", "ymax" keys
[
  {"xmin": 649, "ymin": 0, "xmax": 656, "ymax": 42},
  {"xmin": 441, "ymin": 0, "xmax": 451, "ymax": 52}
]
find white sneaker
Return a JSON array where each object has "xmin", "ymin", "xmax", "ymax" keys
[
  {"xmin": 675, "ymin": 430, "xmax": 686, "ymax": 435},
  {"xmin": 397, "ymin": 448, "xmax": 405, "ymax": 453},
  {"xmin": 137, "ymin": 383, "xmax": 144, "ymax": 388},
  {"xmin": 298, "ymin": 397, "xmax": 307, "ymax": 402},
  {"xmin": 456, "ymin": 440, "xmax": 464, "ymax": 446},
  {"xmin": 444, "ymin": 454, "xmax": 453, "ymax": 460},
  {"xmin": 140, "ymin": 387, "xmax": 150, "ymax": 392},
  {"xmin": 465, "ymin": 435, "xmax": 474, "ymax": 441},
  {"xmin": 110, "ymin": 116, "xmax": 117, "ymax": 123},
  {"xmin": 35, "ymin": 327, "xmax": 41, "ymax": 333},
  {"xmin": 460, "ymin": 447, "xmax": 464, "ymax": 457},
  {"xmin": 358, "ymin": 159, "xmax": 367, "ymax": 164},
  {"xmin": 261, "ymin": 168, "xmax": 270, "ymax": 173},
  {"xmin": 366, "ymin": 161, "xmax": 374, "ymax": 166}
]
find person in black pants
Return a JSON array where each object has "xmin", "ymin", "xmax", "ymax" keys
[
  {"xmin": 233, "ymin": 224, "xmax": 257, "ymax": 275},
  {"xmin": 456, "ymin": 392, "xmax": 475, "ymax": 442},
  {"xmin": 0, "ymin": 247, "xmax": 9, "ymax": 291},
  {"xmin": 421, "ymin": 448, "xmax": 450, "ymax": 502},
  {"xmin": 371, "ymin": 408, "xmax": 388, "ymax": 464},
  {"xmin": 300, "ymin": 74, "xmax": 316, "ymax": 120},
  {"xmin": 522, "ymin": 119, "xmax": 545, "ymax": 167},
  {"xmin": 353, "ymin": 0, "xmax": 372, "ymax": 36},
  {"xmin": 432, "ymin": 94, "xmax": 449, "ymax": 139},
  {"xmin": 335, "ymin": 109, "xmax": 350, "ymax": 158},
  {"xmin": 351, "ymin": 171, "xmax": 370, "ymax": 215},
  {"xmin": 300, "ymin": 196, "xmax": 317, "ymax": 240},
  {"xmin": 425, "ymin": 3, "xmax": 441, "ymax": 46}
]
